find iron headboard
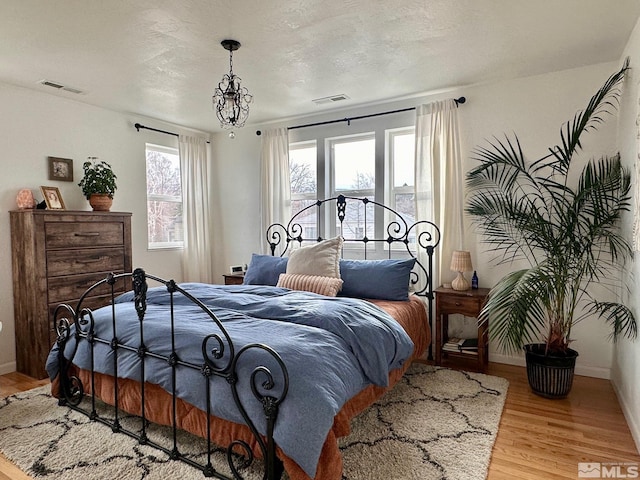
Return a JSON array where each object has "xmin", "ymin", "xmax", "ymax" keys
[{"xmin": 265, "ymin": 195, "xmax": 441, "ymax": 358}]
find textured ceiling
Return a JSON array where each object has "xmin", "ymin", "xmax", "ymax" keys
[{"xmin": 1, "ymin": 0, "xmax": 639, "ymax": 132}]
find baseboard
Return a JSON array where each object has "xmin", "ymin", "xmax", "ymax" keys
[
  {"xmin": 612, "ymin": 381, "xmax": 640, "ymax": 455},
  {"xmin": 574, "ymin": 364, "xmax": 611, "ymax": 379},
  {"xmin": 490, "ymin": 353, "xmax": 526, "ymax": 368},
  {"xmin": 0, "ymin": 360, "xmax": 16, "ymax": 376},
  {"xmin": 490, "ymin": 353, "xmax": 611, "ymax": 379}
]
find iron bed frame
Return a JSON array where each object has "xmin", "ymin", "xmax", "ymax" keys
[{"xmin": 53, "ymin": 195, "xmax": 440, "ymax": 480}]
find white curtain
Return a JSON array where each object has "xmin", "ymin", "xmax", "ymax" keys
[
  {"xmin": 260, "ymin": 128, "xmax": 291, "ymax": 254},
  {"xmin": 179, "ymin": 135, "xmax": 214, "ymax": 283},
  {"xmin": 414, "ymin": 99, "xmax": 465, "ymax": 289}
]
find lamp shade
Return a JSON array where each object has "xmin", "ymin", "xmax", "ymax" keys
[{"xmin": 450, "ymin": 250, "xmax": 473, "ymax": 272}]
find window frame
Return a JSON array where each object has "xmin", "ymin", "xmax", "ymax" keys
[
  {"xmin": 326, "ymin": 132, "xmax": 376, "ymax": 242},
  {"xmin": 289, "ymin": 140, "xmax": 318, "ymax": 204},
  {"xmin": 288, "ymin": 140, "xmax": 320, "ymax": 239},
  {"xmin": 328, "ymin": 132, "xmax": 376, "ymax": 198},
  {"xmin": 386, "ymin": 127, "xmax": 416, "ymax": 212},
  {"xmin": 384, "ymin": 127, "xmax": 417, "ymax": 250},
  {"xmin": 145, "ymin": 143, "xmax": 184, "ymax": 250}
]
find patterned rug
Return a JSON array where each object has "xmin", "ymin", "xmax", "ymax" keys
[{"xmin": 0, "ymin": 363, "xmax": 508, "ymax": 480}]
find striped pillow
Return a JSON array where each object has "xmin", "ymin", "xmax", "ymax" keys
[{"xmin": 277, "ymin": 273, "xmax": 343, "ymax": 297}]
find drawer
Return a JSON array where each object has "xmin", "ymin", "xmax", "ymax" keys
[
  {"xmin": 47, "ymin": 271, "xmax": 126, "ymax": 304},
  {"xmin": 47, "ymin": 247, "xmax": 125, "ymax": 277},
  {"xmin": 437, "ymin": 294, "xmax": 483, "ymax": 317},
  {"xmin": 45, "ymin": 222, "xmax": 124, "ymax": 248},
  {"xmin": 224, "ymin": 274, "xmax": 245, "ymax": 285}
]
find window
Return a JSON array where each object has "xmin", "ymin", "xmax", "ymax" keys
[
  {"xmin": 288, "ymin": 122, "xmax": 419, "ymax": 254},
  {"xmin": 329, "ymin": 134, "xmax": 376, "ymax": 240},
  {"xmin": 289, "ymin": 141, "xmax": 317, "ymax": 237},
  {"xmin": 331, "ymin": 134, "xmax": 376, "ymax": 194},
  {"xmin": 388, "ymin": 128, "xmax": 416, "ymax": 219},
  {"xmin": 388, "ymin": 128, "xmax": 417, "ymax": 247},
  {"xmin": 146, "ymin": 144, "xmax": 183, "ymax": 249}
]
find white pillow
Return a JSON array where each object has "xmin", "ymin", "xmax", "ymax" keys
[
  {"xmin": 286, "ymin": 236, "xmax": 343, "ymax": 278},
  {"xmin": 277, "ymin": 273, "xmax": 343, "ymax": 297}
]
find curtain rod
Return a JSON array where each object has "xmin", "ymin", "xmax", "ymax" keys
[
  {"xmin": 255, "ymin": 96, "xmax": 466, "ymax": 136},
  {"xmin": 134, "ymin": 123, "xmax": 210, "ymax": 143}
]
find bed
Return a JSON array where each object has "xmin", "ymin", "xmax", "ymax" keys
[{"xmin": 47, "ymin": 195, "xmax": 441, "ymax": 480}]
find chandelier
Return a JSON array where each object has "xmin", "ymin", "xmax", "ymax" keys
[{"xmin": 212, "ymin": 39, "xmax": 252, "ymax": 129}]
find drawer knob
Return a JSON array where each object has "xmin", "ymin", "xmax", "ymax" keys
[{"xmin": 455, "ymin": 302, "xmax": 461, "ymax": 306}]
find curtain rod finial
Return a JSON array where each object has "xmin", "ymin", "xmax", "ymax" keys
[
  {"xmin": 256, "ymin": 130, "xmax": 262, "ymax": 136},
  {"xmin": 454, "ymin": 97, "xmax": 466, "ymax": 106}
]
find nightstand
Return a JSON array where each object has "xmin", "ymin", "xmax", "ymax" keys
[
  {"xmin": 434, "ymin": 286, "xmax": 490, "ymax": 372},
  {"xmin": 223, "ymin": 273, "xmax": 245, "ymax": 285}
]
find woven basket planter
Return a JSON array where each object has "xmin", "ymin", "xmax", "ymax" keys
[{"xmin": 524, "ymin": 344, "xmax": 579, "ymax": 399}]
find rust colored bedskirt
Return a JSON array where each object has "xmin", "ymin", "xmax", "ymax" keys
[{"xmin": 51, "ymin": 296, "xmax": 429, "ymax": 480}]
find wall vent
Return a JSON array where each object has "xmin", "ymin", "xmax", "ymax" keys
[
  {"xmin": 312, "ymin": 94, "xmax": 350, "ymax": 105},
  {"xmin": 40, "ymin": 80, "xmax": 64, "ymax": 89},
  {"xmin": 39, "ymin": 79, "xmax": 85, "ymax": 94}
]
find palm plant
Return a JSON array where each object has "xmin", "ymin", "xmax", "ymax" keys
[{"xmin": 466, "ymin": 59, "xmax": 637, "ymax": 356}]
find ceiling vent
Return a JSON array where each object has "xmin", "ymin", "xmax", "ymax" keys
[
  {"xmin": 39, "ymin": 79, "xmax": 85, "ymax": 95},
  {"xmin": 312, "ymin": 94, "xmax": 350, "ymax": 105}
]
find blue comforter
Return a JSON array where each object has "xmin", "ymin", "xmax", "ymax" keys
[{"xmin": 46, "ymin": 283, "xmax": 414, "ymax": 478}]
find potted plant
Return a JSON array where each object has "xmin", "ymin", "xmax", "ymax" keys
[
  {"xmin": 465, "ymin": 59, "xmax": 637, "ymax": 398},
  {"xmin": 78, "ymin": 157, "xmax": 117, "ymax": 211}
]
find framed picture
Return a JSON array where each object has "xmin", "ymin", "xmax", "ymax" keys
[
  {"xmin": 48, "ymin": 156, "xmax": 73, "ymax": 182},
  {"xmin": 40, "ymin": 186, "xmax": 66, "ymax": 210}
]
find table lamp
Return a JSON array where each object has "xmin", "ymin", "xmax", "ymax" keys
[{"xmin": 450, "ymin": 250, "xmax": 473, "ymax": 291}]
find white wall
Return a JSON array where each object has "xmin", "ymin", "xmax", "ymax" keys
[
  {"xmin": 212, "ymin": 128, "xmax": 263, "ymax": 265},
  {"xmin": 212, "ymin": 61, "xmax": 622, "ymax": 378},
  {"xmin": 0, "ymin": 83, "xmax": 209, "ymax": 374},
  {"xmin": 613, "ymin": 14, "xmax": 640, "ymax": 453}
]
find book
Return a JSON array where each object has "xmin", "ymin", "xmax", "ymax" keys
[
  {"xmin": 458, "ymin": 349, "xmax": 478, "ymax": 355},
  {"xmin": 442, "ymin": 337, "xmax": 479, "ymax": 354},
  {"xmin": 442, "ymin": 337, "xmax": 465, "ymax": 352},
  {"xmin": 458, "ymin": 338, "xmax": 479, "ymax": 351},
  {"xmin": 442, "ymin": 344, "xmax": 461, "ymax": 352}
]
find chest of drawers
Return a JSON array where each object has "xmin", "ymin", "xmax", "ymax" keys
[{"xmin": 10, "ymin": 210, "xmax": 132, "ymax": 379}]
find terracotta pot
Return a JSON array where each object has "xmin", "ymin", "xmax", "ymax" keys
[{"xmin": 89, "ymin": 194, "xmax": 113, "ymax": 211}]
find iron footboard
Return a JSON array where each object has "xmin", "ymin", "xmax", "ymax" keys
[{"xmin": 54, "ymin": 268, "xmax": 288, "ymax": 480}]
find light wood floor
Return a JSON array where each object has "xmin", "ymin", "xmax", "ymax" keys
[
  {"xmin": 485, "ymin": 362, "xmax": 640, "ymax": 479},
  {"xmin": 1, "ymin": 364, "xmax": 639, "ymax": 479}
]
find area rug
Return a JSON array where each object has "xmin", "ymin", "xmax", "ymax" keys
[{"xmin": 0, "ymin": 363, "xmax": 508, "ymax": 480}]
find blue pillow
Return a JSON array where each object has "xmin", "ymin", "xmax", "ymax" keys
[
  {"xmin": 243, "ymin": 254, "xmax": 288, "ymax": 286},
  {"xmin": 339, "ymin": 258, "xmax": 416, "ymax": 301}
]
